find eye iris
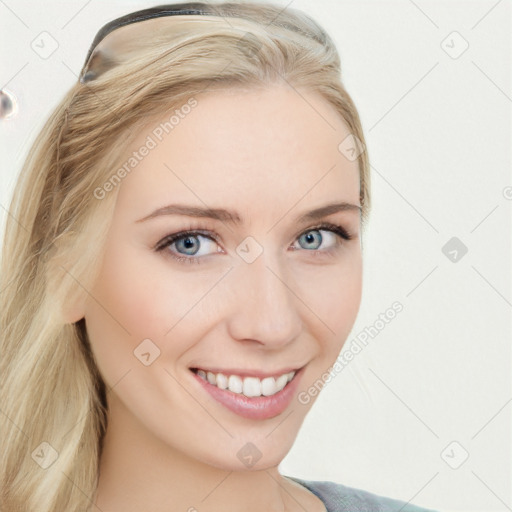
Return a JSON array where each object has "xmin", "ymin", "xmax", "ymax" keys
[
  {"xmin": 166, "ymin": 227, "xmax": 336, "ymax": 260},
  {"xmin": 300, "ymin": 230, "xmax": 322, "ymax": 250},
  {"xmin": 176, "ymin": 236, "xmax": 200, "ymax": 255}
]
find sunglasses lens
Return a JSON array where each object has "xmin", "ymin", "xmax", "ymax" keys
[{"xmin": 79, "ymin": 12, "xmax": 222, "ymax": 83}]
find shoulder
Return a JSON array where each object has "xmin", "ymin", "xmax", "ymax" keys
[{"xmin": 285, "ymin": 476, "xmax": 440, "ymax": 512}]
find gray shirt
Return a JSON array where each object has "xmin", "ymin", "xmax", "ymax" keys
[{"xmin": 286, "ymin": 476, "xmax": 439, "ymax": 512}]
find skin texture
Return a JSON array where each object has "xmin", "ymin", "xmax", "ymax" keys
[{"xmin": 76, "ymin": 84, "xmax": 363, "ymax": 512}]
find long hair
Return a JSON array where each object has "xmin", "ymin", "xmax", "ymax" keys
[{"xmin": 0, "ymin": 2, "xmax": 371, "ymax": 510}]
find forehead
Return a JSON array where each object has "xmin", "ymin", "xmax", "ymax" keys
[{"xmin": 113, "ymin": 85, "xmax": 360, "ymax": 221}]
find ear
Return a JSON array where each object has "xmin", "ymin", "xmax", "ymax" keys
[
  {"xmin": 61, "ymin": 295, "xmax": 87, "ymax": 324},
  {"xmin": 47, "ymin": 256, "xmax": 89, "ymax": 325}
]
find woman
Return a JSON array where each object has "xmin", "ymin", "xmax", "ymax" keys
[{"xmin": 0, "ymin": 3, "xmax": 439, "ymax": 511}]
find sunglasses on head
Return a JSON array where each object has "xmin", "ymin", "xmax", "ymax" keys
[{"xmin": 80, "ymin": 3, "xmax": 236, "ymax": 83}]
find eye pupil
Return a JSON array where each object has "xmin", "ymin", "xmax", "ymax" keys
[
  {"xmin": 300, "ymin": 230, "xmax": 322, "ymax": 250},
  {"xmin": 160, "ymin": 224, "xmax": 343, "ymax": 264},
  {"xmin": 177, "ymin": 236, "xmax": 200, "ymax": 255}
]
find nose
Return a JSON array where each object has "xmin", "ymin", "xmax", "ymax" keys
[{"xmin": 225, "ymin": 250, "xmax": 303, "ymax": 348}]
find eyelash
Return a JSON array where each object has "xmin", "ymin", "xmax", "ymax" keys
[{"xmin": 154, "ymin": 222, "xmax": 354, "ymax": 265}]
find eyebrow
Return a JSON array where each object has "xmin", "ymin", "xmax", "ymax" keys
[{"xmin": 136, "ymin": 201, "xmax": 361, "ymax": 225}]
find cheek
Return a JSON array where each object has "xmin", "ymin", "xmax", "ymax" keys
[
  {"xmin": 300, "ymin": 252, "xmax": 362, "ymax": 352},
  {"xmin": 84, "ymin": 237, "xmax": 222, "ymax": 383},
  {"xmin": 83, "ymin": 239, "xmax": 176, "ymax": 385},
  {"xmin": 89, "ymin": 238, "xmax": 190, "ymax": 337}
]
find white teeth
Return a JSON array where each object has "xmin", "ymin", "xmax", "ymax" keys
[
  {"xmin": 228, "ymin": 374, "xmax": 243, "ymax": 394},
  {"xmin": 243, "ymin": 377, "xmax": 261, "ymax": 397},
  {"xmin": 194, "ymin": 368, "xmax": 296, "ymax": 398},
  {"xmin": 275, "ymin": 374, "xmax": 288, "ymax": 391},
  {"xmin": 261, "ymin": 377, "xmax": 277, "ymax": 396},
  {"xmin": 216, "ymin": 373, "xmax": 228, "ymax": 390}
]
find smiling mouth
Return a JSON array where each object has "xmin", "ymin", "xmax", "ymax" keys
[{"xmin": 190, "ymin": 367, "xmax": 297, "ymax": 398}]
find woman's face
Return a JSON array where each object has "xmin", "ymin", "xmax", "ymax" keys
[{"xmin": 82, "ymin": 84, "xmax": 363, "ymax": 470}]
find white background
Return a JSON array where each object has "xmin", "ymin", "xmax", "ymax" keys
[{"xmin": 1, "ymin": 1, "xmax": 510, "ymax": 511}]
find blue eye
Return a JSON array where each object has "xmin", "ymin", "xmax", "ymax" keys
[
  {"xmin": 297, "ymin": 230, "xmax": 329, "ymax": 251},
  {"xmin": 155, "ymin": 223, "xmax": 352, "ymax": 265},
  {"xmin": 155, "ymin": 231, "xmax": 221, "ymax": 264},
  {"xmin": 171, "ymin": 233, "xmax": 218, "ymax": 257}
]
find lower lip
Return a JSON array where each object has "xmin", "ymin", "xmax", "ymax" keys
[{"xmin": 190, "ymin": 368, "xmax": 303, "ymax": 420}]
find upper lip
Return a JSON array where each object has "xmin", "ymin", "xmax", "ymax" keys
[{"xmin": 190, "ymin": 366, "xmax": 304, "ymax": 379}]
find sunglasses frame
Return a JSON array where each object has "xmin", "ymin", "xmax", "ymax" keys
[{"xmin": 80, "ymin": 3, "xmax": 225, "ymax": 83}]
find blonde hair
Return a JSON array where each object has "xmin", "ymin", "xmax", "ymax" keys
[{"xmin": 0, "ymin": 2, "xmax": 371, "ymax": 510}]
